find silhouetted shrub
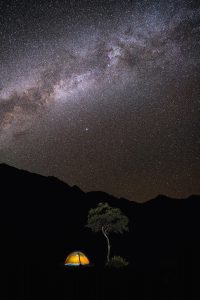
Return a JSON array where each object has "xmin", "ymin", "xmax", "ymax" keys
[{"xmin": 107, "ymin": 256, "xmax": 129, "ymax": 268}]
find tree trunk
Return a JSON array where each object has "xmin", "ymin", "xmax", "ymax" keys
[{"xmin": 102, "ymin": 227, "xmax": 111, "ymax": 264}]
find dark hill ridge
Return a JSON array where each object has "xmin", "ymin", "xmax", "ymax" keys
[{"xmin": 0, "ymin": 163, "xmax": 199, "ymax": 299}]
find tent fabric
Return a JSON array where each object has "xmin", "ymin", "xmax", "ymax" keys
[{"xmin": 65, "ymin": 251, "xmax": 90, "ymax": 266}]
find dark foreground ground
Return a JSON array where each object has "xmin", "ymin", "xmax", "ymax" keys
[{"xmin": 1, "ymin": 256, "xmax": 197, "ymax": 300}]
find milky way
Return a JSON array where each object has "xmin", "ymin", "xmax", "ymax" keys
[{"xmin": 0, "ymin": 0, "xmax": 200, "ymax": 201}]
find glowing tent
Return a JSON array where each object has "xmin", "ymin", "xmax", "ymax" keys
[{"xmin": 64, "ymin": 251, "xmax": 90, "ymax": 266}]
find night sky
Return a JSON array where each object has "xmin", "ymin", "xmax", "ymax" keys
[{"xmin": 0, "ymin": 0, "xmax": 200, "ymax": 202}]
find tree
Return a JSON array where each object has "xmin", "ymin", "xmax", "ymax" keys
[{"xmin": 86, "ymin": 202, "xmax": 129, "ymax": 264}]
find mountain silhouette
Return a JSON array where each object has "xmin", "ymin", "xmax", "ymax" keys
[{"xmin": 0, "ymin": 163, "xmax": 199, "ymax": 299}]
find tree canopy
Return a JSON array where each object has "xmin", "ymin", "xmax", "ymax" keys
[{"xmin": 86, "ymin": 202, "xmax": 129, "ymax": 234}]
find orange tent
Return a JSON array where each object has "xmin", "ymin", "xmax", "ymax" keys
[{"xmin": 64, "ymin": 251, "xmax": 90, "ymax": 266}]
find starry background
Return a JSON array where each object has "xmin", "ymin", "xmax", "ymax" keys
[{"xmin": 0, "ymin": 0, "xmax": 200, "ymax": 202}]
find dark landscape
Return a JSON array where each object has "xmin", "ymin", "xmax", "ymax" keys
[{"xmin": 0, "ymin": 163, "xmax": 199, "ymax": 299}]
